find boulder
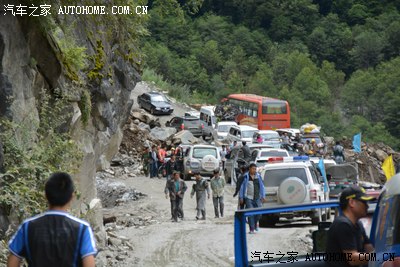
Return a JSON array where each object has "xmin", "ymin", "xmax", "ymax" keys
[
  {"xmin": 130, "ymin": 111, "xmax": 160, "ymax": 128},
  {"xmin": 374, "ymin": 149, "xmax": 388, "ymax": 162},
  {"xmin": 137, "ymin": 122, "xmax": 150, "ymax": 132},
  {"xmin": 171, "ymin": 130, "xmax": 200, "ymax": 145},
  {"xmin": 150, "ymin": 127, "xmax": 176, "ymax": 141}
]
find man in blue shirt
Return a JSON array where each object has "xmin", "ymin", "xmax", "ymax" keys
[
  {"xmin": 239, "ymin": 163, "xmax": 265, "ymax": 234},
  {"xmin": 7, "ymin": 172, "xmax": 97, "ymax": 267}
]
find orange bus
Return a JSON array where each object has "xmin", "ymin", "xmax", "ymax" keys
[{"xmin": 225, "ymin": 94, "xmax": 290, "ymax": 130}]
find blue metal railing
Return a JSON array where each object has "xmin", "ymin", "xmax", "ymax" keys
[{"xmin": 234, "ymin": 201, "xmax": 342, "ymax": 267}]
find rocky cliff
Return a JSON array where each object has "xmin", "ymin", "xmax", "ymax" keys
[{"xmin": 0, "ymin": 0, "xmax": 141, "ymax": 246}]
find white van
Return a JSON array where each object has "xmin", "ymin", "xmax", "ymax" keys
[
  {"xmin": 199, "ymin": 106, "xmax": 217, "ymax": 140},
  {"xmin": 226, "ymin": 125, "xmax": 258, "ymax": 143}
]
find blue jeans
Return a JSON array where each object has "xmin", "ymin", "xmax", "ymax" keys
[
  {"xmin": 150, "ymin": 161, "xmax": 158, "ymax": 178},
  {"xmin": 245, "ymin": 198, "xmax": 262, "ymax": 231}
]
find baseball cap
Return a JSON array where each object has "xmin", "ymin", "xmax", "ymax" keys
[{"xmin": 340, "ymin": 186, "xmax": 375, "ymax": 205}]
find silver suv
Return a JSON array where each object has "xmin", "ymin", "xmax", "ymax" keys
[
  {"xmin": 183, "ymin": 145, "xmax": 221, "ymax": 180},
  {"xmin": 259, "ymin": 159, "xmax": 330, "ymax": 226}
]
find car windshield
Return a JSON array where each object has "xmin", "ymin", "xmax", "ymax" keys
[
  {"xmin": 193, "ymin": 148, "xmax": 217, "ymax": 159},
  {"xmin": 260, "ymin": 151, "xmax": 288, "ymax": 157},
  {"xmin": 242, "ymin": 130, "xmax": 257, "ymax": 138},
  {"xmin": 218, "ymin": 125, "xmax": 233, "ymax": 132},
  {"xmin": 151, "ymin": 95, "xmax": 168, "ymax": 102},
  {"xmin": 263, "ymin": 168, "xmax": 308, "ymax": 186},
  {"xmin": 261, "ymin": 133, "xmax": 280, "ymax": 140}
]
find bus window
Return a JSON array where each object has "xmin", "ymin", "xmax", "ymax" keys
[{"xmin": 262, "ymin": 102, "xmax": 287, "ymax": 114}]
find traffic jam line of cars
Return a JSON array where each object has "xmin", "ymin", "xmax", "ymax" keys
[{"xmin": 135, "ymin": 94, "xmax": 393, "ymax": 267}]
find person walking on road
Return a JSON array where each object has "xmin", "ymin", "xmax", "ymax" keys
[
  {"xmin": 220, "ymin": 145, "xmax": 228, "ymax": 171},
  {"xmin": 165, "ymin": 154, "xmax": 179, "ymax": 180},
  {"xmin": 141, "ymin": 147, "xmax": 151, "ymax": 177},
  {"xmin": 190, "ymin": 172, "xmax": 210, "ymax": 220},
  {"xmin": 7, "ymin": 172, "xmax": 97, "ymax": 267},
  {"xmin": 326, "ymin": 186, "xmax": 375, "ymax": 267},
  {"xmin": 165, "ymin": 171, "xmax": 187, "ymax": 222},
  {"xmin": 240, "ymin": 141, "xmax": 251, "ymax": 163},
  {"xmin": 210, "ymin": 169, "xmax": 225, "ymax": 218},
  {"xmin": 150, "ymin": 145, "xmax": 158, "ymax": 178},
  {"xmin": 239, "ymin": 163, "xmax": 265, "ymax": 234}
]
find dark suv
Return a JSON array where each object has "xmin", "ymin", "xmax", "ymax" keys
[
  {"xmin": 137, "ymin": 91, "xmax": 173, "ymax": 115},
  {"xmin": 165, "ymin": 116, "xmax": 204, "ymax": 137}
]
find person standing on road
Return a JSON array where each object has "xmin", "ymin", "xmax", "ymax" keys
[
  {"xmin": 220, "ymin": 145, "xmax": 228, "ymax": 171},
  {"xmin": 282, "ymin": 132, "xmax": 290, "ymax": 145},
  {"xmin": 333, "ymin": 141, "xmax": 345, "ymax": 164},
  {"xmin": 141, "ymin": 147, "xmax": 151, "ymax": 177},
  {"xmin": 239, "ymin": 163, "xmax": 265, "ymax": 234},
  {"xmin": 158, "ymin": 145, "xmax": 166, "ymax": 169},
  {"xmin": 165, "ymin": 154, "xmax": 179, "ymax": 180},
  {"xmin": 233, "ymin": 165, "xmax": 249, "ymax": 210},
  {"xmin": 190, "ymin": 172, "xmax": 210, "ymax": 220},
  {"xmin": 210, "ymin": 169, "xmax": 225, "ymax": 218},
  {"xmin": 240, "ymin": 141, "xmax": 251, "ymax": 163},
  {"xmin": 165, "ymin": 171, "xmax": 187, "ymax": 222},
  {"xmin": 150, "ymin": 145, "xmax": 158, "ymax": 178},
  {"xmin": 326, "ymin": 186, "xmax": 375, "ymax": 267},
  {"xmin": 7, "ymin": 172, "xmax": 97, "ymax": 267}
]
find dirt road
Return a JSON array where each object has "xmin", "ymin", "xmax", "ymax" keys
[{"xmin": 105, "ymin": 174, "xmax": 316, "ymax": 267}]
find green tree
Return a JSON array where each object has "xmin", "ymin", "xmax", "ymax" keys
[
  {"xmin": 195, "ymin": 40, "xmax": 223, "ymax": 75},
  {"xmin": 351, "ymin": 31, "xmax": 384, "ymax": 69}
]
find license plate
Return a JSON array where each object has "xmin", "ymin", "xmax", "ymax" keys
[{"xmin": 203, "ymin": 162, "xmax": 215, "ymax": 168}]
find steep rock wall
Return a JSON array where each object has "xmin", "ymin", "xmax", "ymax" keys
[{"xmin": 0, "ymin": 0, "xmax": 140, "ymax": 245}]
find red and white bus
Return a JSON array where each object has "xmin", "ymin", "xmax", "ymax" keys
[{"xmin": 225, "ymin": 94, "xmax": 290, "ymax": 130}]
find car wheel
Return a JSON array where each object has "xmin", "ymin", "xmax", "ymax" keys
[
  {"xmin": 260, "ymin": 215, "xmax": 279, "ymax": 227},
  {"xmin": 311, "ymin": 216, "xmax": 321, "ymax": 225}
]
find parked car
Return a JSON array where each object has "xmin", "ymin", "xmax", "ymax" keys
[
  {"xmin": 199, "ymin": 106, "xmax": 217, "ymax": 140},
  {"xmin": 260, "ymin": 157, "xmax": 330, "ymax": 226},
  {"xmin": 165, "ymin": 116, "xmax": 204, "ymax": 137},
  {"xmin": 252, "ymin": 130, "xmax": 281, "ymax": 148},
  {"xmin": 251, "ymin": 148, "xmax": 290, "ymax": 170},
  {"xmin": 226, "ymin": 125, "xmax": 258, "ymax": 143},
  {"xmin": 184, "ymin": 110, "xmax": 200, "ymax": 119},
  {"xmin": 183, "ymin": 144, "xmax": 221, "ymax": 180},
  {"xmin": 137, "ymin": 91, "xmax": 173, "ymax": 115},
  {"xmin": 214, "ymin": 121, "xmax": 238, "ymax": 141}
]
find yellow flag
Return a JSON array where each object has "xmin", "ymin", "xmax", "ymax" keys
[{"xmin": 382, "ymin": 155, "xmax": 395, "ymax": 181}]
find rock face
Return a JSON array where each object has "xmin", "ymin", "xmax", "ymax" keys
[{"xmin": 0, "ymin": 2, "xmax": 140, "ymax": 245}]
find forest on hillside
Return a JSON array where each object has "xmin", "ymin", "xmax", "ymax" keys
[{"xmin": 141, "ymin": 0, "xmax": 400, "ymax": 148}]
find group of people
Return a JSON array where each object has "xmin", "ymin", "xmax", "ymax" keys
[
  {"xmin": 164, "ymin": 169, "xmax": 226, "ymax": 222},
  {"xmin": 141, "ymin": 145, "xmax": 185, "ymax": 179},
  {"xmin": 5, "ymin": 166, "xmax": 376, "ymax": 267}
]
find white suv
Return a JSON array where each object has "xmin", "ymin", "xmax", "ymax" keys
[
  {"xmin": 260, "ymin": 158, "xmax": 329, "ymax": 226},
  {"xmin": 183, "ymin": 145, "xmax": 221, "ymax": 180}
]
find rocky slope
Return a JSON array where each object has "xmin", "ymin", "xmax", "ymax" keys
[{"xmin": 0, "ymin": 0, "xmax": 141, "ymax": 248}]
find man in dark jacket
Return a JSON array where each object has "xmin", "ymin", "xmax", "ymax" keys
[
  {"xmin": 165, "ymin": 155, "xmax": 179, "ymax": 180},
  {"xmin": 326, "ymin": 186, "xmax": 375, "ymax": 267},
  {"xmin": 165, "ymin": 171, "xmax": 188, "ymax": 222}
]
